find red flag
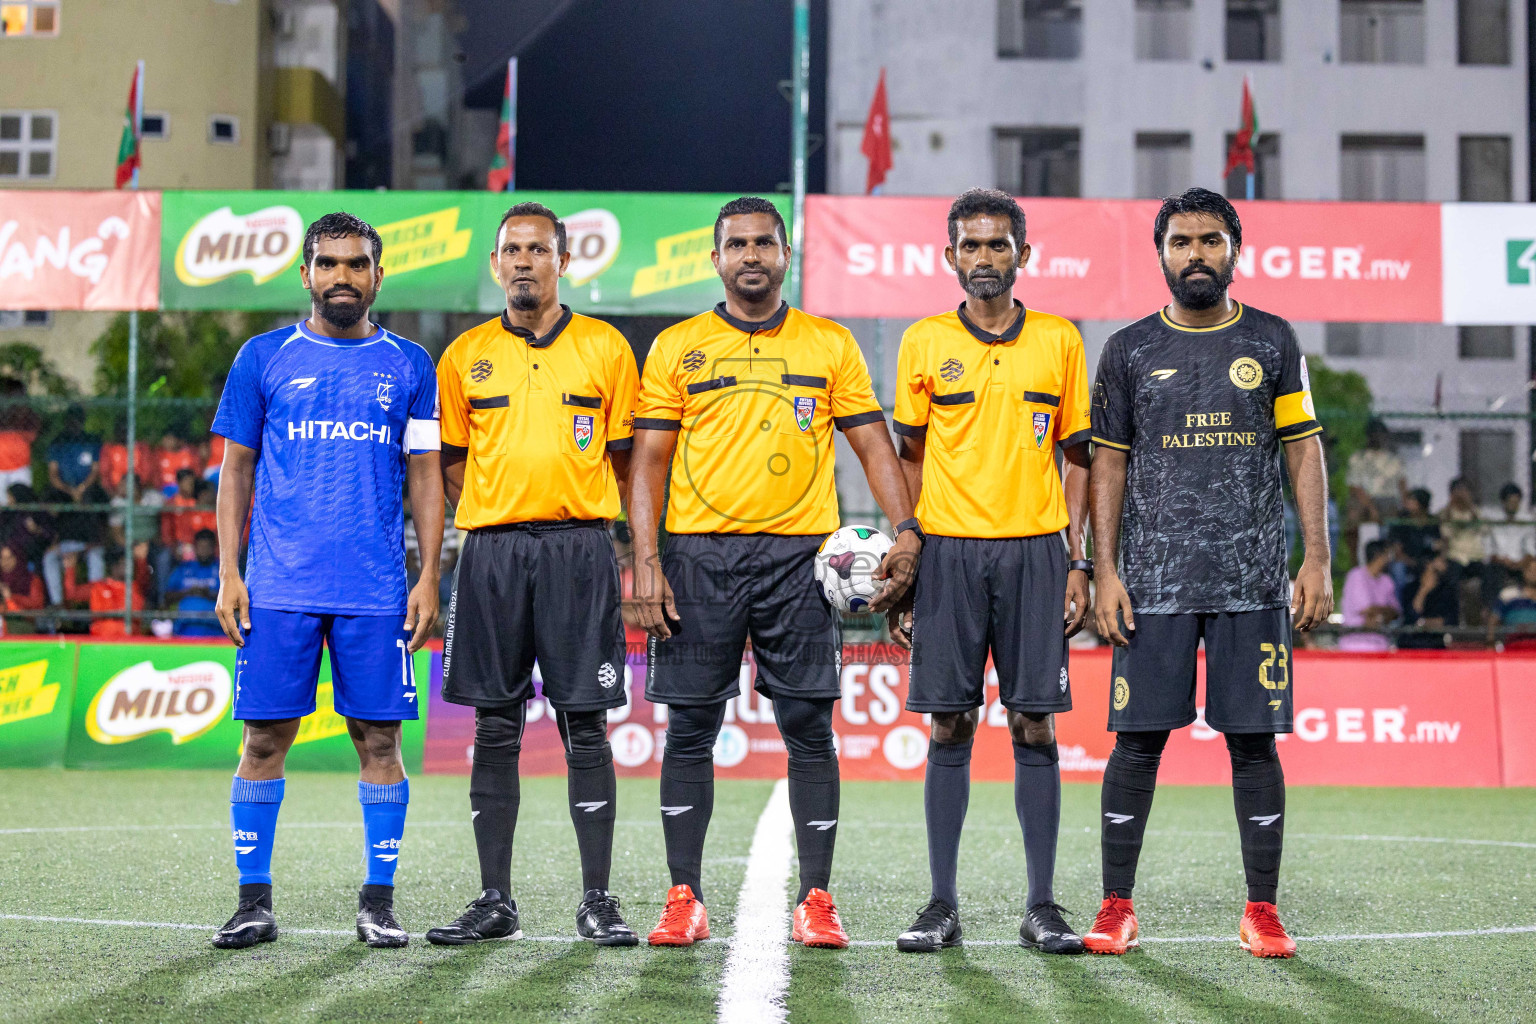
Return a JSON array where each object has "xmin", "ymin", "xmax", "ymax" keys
[
  {"xmin": 486, "ymin": 59, "xmax": 515, "ymax": 192},
  {"xmin": 1222, "ymin": 75, "xmax": 1259, "ymax": 179},
  {"xmin": 114, "ymin": 63, "xmax": 143, "ymax": 189},
  {"xmin": 860, "ymin": 69, "xmax": 892, "ymax": 195}
]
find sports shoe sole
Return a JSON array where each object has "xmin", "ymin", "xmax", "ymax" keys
[
  {"xmin": 1239, "ymin": 938, "xmax": 1295, "ymax": 958},
  {"xmin": 1019, "ymin": 936, "xmax": 1086, "ymax": 955},
  {"xmin": 1083, "ymin": 937, "xmax": 1139, "ymax": 955},
  {"xmin": 212, "ymin": 926, "xmax": 277, "ymax": 950},
  {"xmin": 358, "ymin": 931, "xmax": 409, "ymax": 948},
  {"xmin": 424, "ymin": 928, "xmax": 523, "ymax": 946},
  {"xmin": 580, "ymin": 932, "xmax": 640, "ymax": 947},
  {"xmin": 896, "ymin": 933, "xmax": 962, "ymax": 953}
]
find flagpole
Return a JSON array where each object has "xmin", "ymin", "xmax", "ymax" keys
[
  {"xmin": 506, "ymin": 57, "xmax": 517, "ymax": 192},
  {"xmin": 1246, "ymin": 171, "xmax": 1255, "ymax": 202},
  {"xmin": 124, "ymin": 58, "xmax": 143, "ymax": 634}
]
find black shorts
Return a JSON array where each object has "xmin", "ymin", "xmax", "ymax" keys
[
  {"xmin": 645, "ymin": 532, "xmax": 840, "ymax": 706},
  {"xmin": 441, "ymin": 520, "xmax": 626, "ymax": 713},
  {"xmin": 907, "ymin": 533, "xmax": 1071, "ymax": 715},
  {"xmin": 1108, "ymin": 607, "xmax": 1294, "ymax": 734}
]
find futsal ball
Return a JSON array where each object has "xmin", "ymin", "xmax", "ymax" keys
[{"xmin": 814, "ymin": 525, "xmax": 893, "ymax": 613}]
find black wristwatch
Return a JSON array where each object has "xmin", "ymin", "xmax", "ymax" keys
[
  {"xmin": 895, "ymin": 517, "xmax": 926, "ymax": 543},
  {"xmin": 1068, "ymin": 559, "xmax": 1093, "ymax": 575}
]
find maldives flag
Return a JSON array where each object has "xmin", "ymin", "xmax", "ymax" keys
[
  {"xmin": 1222, "ymin": 74, "xmax": 1259, "ymax": 179},
  {"xmin": 860, "ymin": 68, "xmax": 892, "ymax": 195},
  {"xmin": 486, "ymin": 58, "xmax": 515, "ymax": 192},
  {"xmin": 114, "ymin": 62, "xmax": 143, "ymax": 189}
]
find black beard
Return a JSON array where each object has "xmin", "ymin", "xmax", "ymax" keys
[
  {"xmin": 959, "ymin": 265, "xmax": 1016, "ymax": 301},
  {"xmin": 316, "ymin": 291, "xmax": 369, "ymax": 329},
  {"xmin": 1163, "ymin": 258, "xmax": 1234, "ymax": 310},
  {"xmin": 727, "ymin": 264, "xmax": 784, "ymax": 304},
  {"xmin": 509, "ymin": 287, "xmax": 540, "ymax": 312}
]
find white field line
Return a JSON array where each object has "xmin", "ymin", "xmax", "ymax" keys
[
  {"xmin": 3, "ymin": 914, "xmax": 1532, "ymax": 948},
  {"xmin": 715, "ymin": 778, "xmax": 794, "ymax": 1024}
]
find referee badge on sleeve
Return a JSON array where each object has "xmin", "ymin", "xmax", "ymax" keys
[
  {"xmin": 1032, "ymin": 411, "xmax": 1051, "ymax": 449},
  {"xmin": 573, "ymin": 414, "xmax": 594, "ymax": 451}
]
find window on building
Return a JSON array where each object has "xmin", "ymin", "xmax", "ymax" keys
[
  {"xmin": 997, "ymin": 0, "xmax": 1082, "ymax": 59},
  {"xmin": 995, "ymin": 128, "xmax": 1080, "ymax": 197},
  {"xmin": 0, "ymin": 1, "xmax": 58, "ymax": 36},
  {"xmin": 1459, "ymin": 135, "xmax": 1512, "ymax": 201},
  {"xmin": 1340, "ymin": 134, "xmax": 1424, "ymax": 200},
  {"xmin": 1136, "ymin": 0, "xmax": 1192, "ymax": 60},
  {"xmin": 1135, "ymin": 132, "xmax": 1192, "ymax": 198},
  {"xmin": 140, "ymin": 112, "xmax": 168, "ymax": 140},
  {"xmin": 1458, "ymin": 0, "xmax": 1509, "ymax": 65},
  {"xmin": 0, "ymin": 111, "xmax": 55, "ymax": 180},
  {"xmin": 1460, "ymin": 429, "xmax": 1515, "ymax": 505},
  {"xmin": 1458, "ymin": 325, "xmax": 1515, "ymax": 359},
  {"xmin": 208, "ymin": 115, "xmax": 239, "ymax": 144},
  {"xmin": 1324, "ymin": 322, "xmax": 1399, "ymax": 357},
  {"xmin": 1223, "ymin": 133, "xmax": 1280, "ymax": 198},
  {"xmin": 1340, "ymin": 0, "xmax": 1425, "ymax": 63},
  {"xmin": 0, "ymin": 310, "xmax": 51, "ymax": 328},
  {"xmin": 1226, "ymin": 0, "xmax": 1281, "ymax": 61}
]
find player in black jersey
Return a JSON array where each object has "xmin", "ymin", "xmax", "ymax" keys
[{"xmin": 1084, "ymin": 188, "xmax": 1332, "ymax": 958}]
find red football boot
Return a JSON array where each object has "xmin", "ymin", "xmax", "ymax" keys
[
  {"xmin": 792, "ymin": 888, "xmax": 849, "ymax": 949},
  {"xmin": 1239, "ymin": 901, "xmax": 1297, "ymax": 958},
  {"xmin": 647, "ymin": 884, "xmax": 710, "ymax": 946},
  {"xmin": 1083, "ymin": 895, "xmax": 1139, "ymax": 954}
]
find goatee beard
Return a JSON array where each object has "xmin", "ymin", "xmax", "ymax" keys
[{"xmin": 510, "ymin": 288, "xmax": 539, "ymax": 312}]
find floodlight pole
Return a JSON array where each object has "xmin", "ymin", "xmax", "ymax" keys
[
  {"xmin": 788, "ymin": 0, "xmax": 810, "ymax": 308},
  {"xmin": 124, "ymin": 59, "xmax": 145, "ymax": 635}
]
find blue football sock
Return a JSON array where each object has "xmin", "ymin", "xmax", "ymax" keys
[
  {"xmin": 359, "ymin": 779, "xmax": 409, "ymax": 887},
  {"xmin": 230, "ymin": 776, "xmax": 285, "ymax": 886}
]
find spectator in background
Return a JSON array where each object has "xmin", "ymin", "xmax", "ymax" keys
[
  {"xmin": 0, "ymin": 377, "xmax": 39, "ymax": 502},
  {"xmin": 1402, "ymin": 551, "xmax": 1460, "ymax": 649},
  {"xmin": 40, "ymin": 473, "xmax": 107, "ymax": 607},
  {"xmin": 0, "ymin": 542, "xmax": 45, "ymax": 635},
  {"xmin": 1, "ymin": 483, "xmax": 55, "ymax": 567},
  {"xmin": 1441, "ymin": 477, "xmax": 1489, "ymax": 625},
  {"xmin": 160, "ymin": 469, "xmax": 201, "ymax": 558},
  {"xmin": 46, "ymin": 407, "xmax": 103, "ymax": 503},
  {"xmin": 165, "ymin": 529, "xmax": 221, "ymax": 637},
  {"xmin": 99, "ymin": 438, "xmax": 153, "ymax": 495},
  {"xmin": 1481, "ymin": 482, "xmax": 1533, "ymax": 602},
  {"xmin": 107, "ymin": 473, "xmax": 164, "ymax": 602},
  {"xmin": 155, "ymin": 431, "xmax": 199, "ymax": 496},
  {"xmin": 1345, "ymin": 419, "xmax": 1406, "ymax": 558},
  {"xmin": 203, "ymin": 434, "xmax": 225, "ymax": 484},
  {"xmin": 1488, "ymin": 559, "xmax": 1536, "ymax": 650},
  {"xmin": 1338, "ymin": 540, "xmax": 1400, "ymax": 652},
  {"xmin": 1386, "ymin": 487, "xmax": 1440, "ymax": 604},
  {"xmin": 63, "ymin": 547, "xmax": 145, "ymax": 637}
]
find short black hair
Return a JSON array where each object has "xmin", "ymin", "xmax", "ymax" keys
[
  {"xmin": 176, "ymin": 467, "xmax": 197, "ymax": 483},
  {"xmin": 302, "ymin": 211, "xmax": 383, "ymax": 266},
  {"xmin": 1500, "ymin": 482, "xmax": 1523, "ymax": 501},
  {"xmin": 1153, "ymin": 187, "xmax": 1242, "ymax": 252},
  {"xmin": 1409, "ymin": 487, "xmax": 1432, "ymax": 510},
  {"xmin": 194, "ymin": 528, "xmax": 217, "ymax": 545},
  {"xmin": 1365, "ymin": 539, "xmax": 1388, "ymax": 563},
  {"xmin": 1450, "ymin": 476, "xmax": 1472, "ymax": 494},
  {"xmin": 714, "ymin": 196, "xmax": 787, "ymax": 249},
  {"xmin": 496, "ymin": 202, "xmax": 566, "ymax": 255},
  {"xmin": 947, "ymin": 187, "xmax": 1026, "ymax": 252}
]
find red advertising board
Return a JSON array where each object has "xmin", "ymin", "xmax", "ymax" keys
[
  {"xmin": 802, "ymin": 195, "xmax": 1442, "ymax": 324},
  {"xmin": 424, "ymin": 644, "xmax": 1523, "ymax": 788},
  {"xmin": 0, "ymin": 190, "xmax": 160, "ymax": 310}
]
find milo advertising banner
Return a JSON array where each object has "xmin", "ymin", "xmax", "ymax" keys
[
  {"xmin": 65, "ymin": 643, "xmax": 430, "ymax": 771},
  {"xmin": 0, "ymin": 640, "xmax": 76, "ymax": 768},
  {"xmin": 158, "ymin": 190, "xmax": 788, "ymax": 315}
]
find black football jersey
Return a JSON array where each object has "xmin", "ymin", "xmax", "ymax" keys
[{"xmin": 1091, "ymin": 303, "xmax": 1322, "ymax": 614}]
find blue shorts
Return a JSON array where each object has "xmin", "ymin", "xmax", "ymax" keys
[{"xmin": 233, "ymin": 607, "xmax": 418, "ymax": 722}]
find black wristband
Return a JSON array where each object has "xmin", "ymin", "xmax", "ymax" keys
[
  {"xmin": 1068, "ymin": 559, "xmax": 1093, "ymax": 575},
  {"xmin": 895, "ymin": 517, "xmax": 925, "ymax": 542}
]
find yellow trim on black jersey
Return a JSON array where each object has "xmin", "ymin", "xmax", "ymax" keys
[
  {"xmin": 1158, "ymin": 302, "xmax": 1244, "ymax": 334},
  {"xmin": 1280, "ymin": 424, "xmax": 1323, "ymax": 443},
  {"xmin": 1091, "ymin": 435, "xmax": 1131, "ymax": 451}
]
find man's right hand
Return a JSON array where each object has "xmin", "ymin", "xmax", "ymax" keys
[
  {"xmin": 216, "ymin": 574, "xmax": 252, "ymax": 647},
  {"xmin": 1094, "ymin": 572, "xmax": 1136, "ymax": 647},
  {"xmin": 634, "ymin": 557, "xmax": 679, "ymax": 639}
]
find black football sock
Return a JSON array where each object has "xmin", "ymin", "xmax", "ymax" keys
[
  {"xmin": 924, "ymin": 737, "xmax": 973, "ymax": 908},
  {"xmin": 558, "ymin": 710, "xmax": 617, "ymax": 894},
  {"xmin": 787, "ymin": 757, "xmax": 840, "ymax": 903},
  {"xmin": 1227, "ymin": 733, "xmax": 1285, "ymax": 904},
  {"xmin": 1100, "ymin": 730, "xmax": 1169, "ymax": 899},
  {"xmin": 238, "ymin": 882, "xmax": 272, "ymax": 910},
  {"xmin": 659, "ymin": 754, "xmax": 714, "ymax": 903},
  {"xmin": 1014, "ymin": 740, "xmax": 1060, "ymax": 909},
  {"xmin": 469, "ymin": 706, "xmax": 524, "ymax": 897}
]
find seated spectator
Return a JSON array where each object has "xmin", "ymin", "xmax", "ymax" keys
[
  {"xmin": 156, "ymin": 431, "xmax": 199, "ymax": 496},
  {"xmin": 165, "ymin": 529, "xmax": 221, "ymax": 637},
  {"xmin": 203, "ymin": 434, "xmax": 225, "ymax": 484},
  {"xmin": 0, "ymin": 376, "xmax": 39, "ymax": 502},
  {"xmin": 41, "ymin": 485, "xmax": 106, "ymax": 606},
  {"xmin": 1441, "ymin": 477, "xmax": 1490, "ymax": 626},
  {"xmin": 47, "ymin": 408, "xmax": 103, "ymax": 503},
  {"xmin": 1489, "ymin": 560, "xmax": 1536, "ymax": 649},
  {"xmin": 63, "ymin": 547, "xmax": 145, "ymax": 637},
  {"xmin": 108, "ymin": 474, "xmax": 164, "ymax": 602},
  {"xmin": 1401, "ymin": 552, "xmax": 1460, "ymax": 649},
  {"xmin": 161, "ymin": 469, "xmax": 200, "ymax": 553},
  {"xmin": 99, "ymin": 439, "xmax": 153, "ymax": 495},
  {"xmin": 1481, "ymin": 482, "xmax": 1532, "ymax": 601},
  {"xmin": 0, "ymin": 483, "xmax": 55, "ymax": 566},
  {"xmin": 1386, "ymin": 487, "xmax": 1440, "ymax": 604},
  {"xmin": 1345, "ymin": 419, "xmax": 1406, "ymax": 556},
  {"xmin": 1339, "ymin": 540, "xmax": 1400, "ymax": 652},
  {"xmin": 0, "ymin": 543, "xmax": 45, "ymax": 636}
]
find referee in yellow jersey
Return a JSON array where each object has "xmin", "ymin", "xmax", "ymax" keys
[
  {"xmin": 630, "ymin": 197, "xmax": 920, "ymax": 949},
  {"xmin": 891, "ymin": 189, "xmax": 1092, "ymax": 956},
  {"xmin": 426, "ymin": 203, "xmax": 641, "ymax": 948}
]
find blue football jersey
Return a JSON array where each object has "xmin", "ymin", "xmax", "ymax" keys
[{"xmin": 212, "ymin": 320, "xmax": 440, "ymax": 615}]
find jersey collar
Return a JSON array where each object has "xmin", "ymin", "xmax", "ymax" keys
[
  {"xmin": 501, "ymin": 304, "xmax": 573, "ymax": 348},
  {"xmin": 956, "ymin": 301, "xmax": 1025, "ymax": 344},
  {"xmin": 296, "ymin": 319, "xmax": 385, "ymax": 346},
  {"xmin": 1158, "ymin": 302, "xmax": 1244, "ymax": 333},
  {"xmin": 713, "ymin": 300, "xmax": 789, "ymax": 334}
]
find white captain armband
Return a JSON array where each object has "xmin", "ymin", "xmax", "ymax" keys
[{"xmin": 404, "ymin": 417, "xmax": 441, "ymax": 453}]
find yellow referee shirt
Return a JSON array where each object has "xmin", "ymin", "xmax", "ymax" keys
[
  {"xmin": 893, "ymin": 303, "xmax": 1090, "ymax": 539},
  {"xmin": 636, "ymin": 302, "xmax": 883, "ymax": 535},
  {"xmin": 438, "ymin": 306, "xmax": 638, "ymax": 529}
]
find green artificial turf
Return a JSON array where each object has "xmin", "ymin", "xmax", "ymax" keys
[{"xmin": 1, "ymin": 770, "xmax": 1532, "ymax": 1023}]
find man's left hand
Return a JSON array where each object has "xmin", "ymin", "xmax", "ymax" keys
[
  {"xmin": 1064, "ymin": 569, "xmax": 1090, "ymax": 637},
  {"xmin": 869, "ymin": 530, "xmax": 922, "ymax": 613},
  {"xmin": 1292, "ymin": 557, "xmax": 1334, "ymax": 631},
  {"xmin": 404, "ymin": 577, "xmax": 440, "ymax": 652}
]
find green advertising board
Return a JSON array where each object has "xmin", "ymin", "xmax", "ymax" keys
[
  {"xmin": 64, "ymin": 642, "xmax": 428, "ymax": 771},
  {"xmin": 0, "ymin": 639, "xmax": 77, "ymax": 768},
  {"xmin": 158, "ymin": 190, "xmax": 789, "ymax": 316}
]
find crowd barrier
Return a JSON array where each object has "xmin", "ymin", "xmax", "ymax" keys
[{"xmin": 3, "ymin": 637, "xmax": 1530, "ymax": 786}]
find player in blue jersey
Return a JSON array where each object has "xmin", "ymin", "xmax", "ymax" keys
[{"xmin": 208, "ymin": 213, "xmax": 444, "ymax": 950}]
